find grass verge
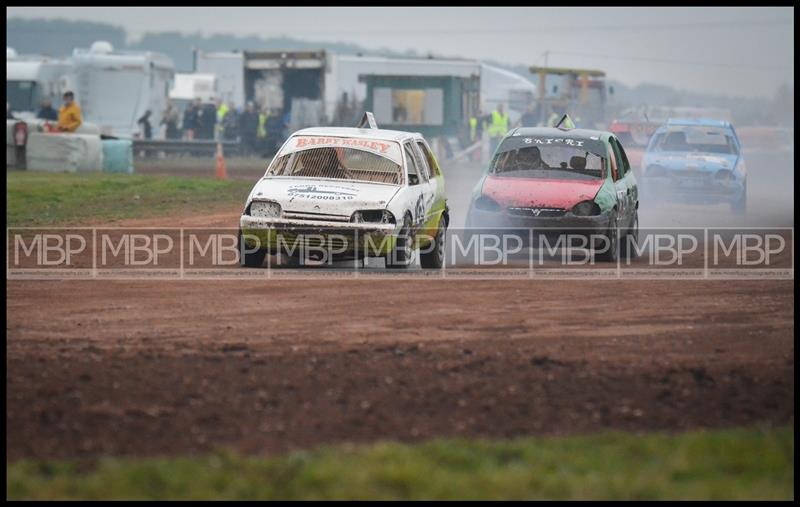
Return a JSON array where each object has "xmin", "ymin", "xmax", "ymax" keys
[
  {"xmin": 6, "ymin": 171, "xmax": 254, "ymax": 227},
  {"xmin": 6, "ymin": 426, "xmax": 793, "ymax": 500}
]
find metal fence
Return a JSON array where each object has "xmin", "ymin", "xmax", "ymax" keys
[{"xmin": 131, "ymin": 139, "xmax": 242, "ymax": 158}]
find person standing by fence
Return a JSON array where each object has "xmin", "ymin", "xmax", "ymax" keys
[
  {"xmin": 199, "ymin": 102, "xmax": 217, "ymax": 140},
  {"xmin": 216, "ymin": 99, "xmax": 229, "ymax": 140},
  {"xmin": 137, "ymin": 110, "xmax": 153, "ymax": 140},
  {"xmin": 487, "ymin": 103, "xmax": 509, "ymax": 154},
  {"xmin": 37, "ymin": 99, "xmax": 58, "ymax": 121},
  {"xmin": 222, "ymin": 101, "xmax": 239, "ymax": 142},
  {"xmin": 238, "ymin": 101, "xmax": 260, "ymax": 156},
  {"xmin": 256, "ymin": 106, "xmax": 269, "ymax": 155},
  {"xmin": 57, "ymin": 91, "xmax": 82, "ymax": 133},
  {"xmin": 182, "ymin": 99, "xmax": 200, "ymax": 140},
  {"xmin": 161, "ymin": 101, "xmax": 180, "ymax": 140}
]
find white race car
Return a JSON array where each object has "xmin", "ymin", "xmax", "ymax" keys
[{"xmin": 239, "ymin": 113, "xmax": 449, "ymax": 268}]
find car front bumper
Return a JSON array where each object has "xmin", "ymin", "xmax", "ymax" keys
[
  {"xmin": 643, "ymin": 175, "xmax": 745, "ymax": 203},
  {"xmin": 240, "ymin": 215, "xmax": 399, "ymax": 257},
  {"xmin": 466, "ymin": 207, "xmax": 612, "ymax": 245}
]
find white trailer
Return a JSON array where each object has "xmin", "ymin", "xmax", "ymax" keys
[
  {"xmin": 69, "ymin": 41, "xmax": 175, "ymax": 138},
  {"xmin": 169, "ymin": 73, "xmax": 218, "ymax": 105},
  {"xmin": 193, "ymin": 50, "xmax": 245, "ymax": 108},
  {"xmin": 6, "ymin": 47, "xmax": 72, "ymax": 119}
]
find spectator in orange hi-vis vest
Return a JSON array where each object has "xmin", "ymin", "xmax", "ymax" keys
[{"xmin": 57, "ymin": 91, "xmax": 82, "ymax": 133}]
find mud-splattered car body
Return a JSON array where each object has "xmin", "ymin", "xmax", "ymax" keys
[
  {"xmin": 641, "ymin": 118, "xmax": 746, "ymax": 214},
  {"xmin": 239, "ymin": 124, "xmax": 448, "ymax": 268},
  {"xmin": 465, "ymin": 125, "xmax": 639, "ymax": 260}
]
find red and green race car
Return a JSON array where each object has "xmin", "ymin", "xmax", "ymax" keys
[{"xmin": 465, "ymin": 118, "xmax": 639, "ymax": 261}]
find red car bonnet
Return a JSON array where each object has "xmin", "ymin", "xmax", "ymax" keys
[{"xmin": 481, "ymin": 175, "xmax": 604, "ymax": 210}]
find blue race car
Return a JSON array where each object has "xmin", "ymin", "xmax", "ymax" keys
[{"xmin": 640, "ymin": 118, "xmax": 747, "ymax": 214}]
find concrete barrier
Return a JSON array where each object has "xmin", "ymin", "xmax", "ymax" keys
[{"xmin": 26, "ymin": 132, "xmax": 104, "ymax": 173}]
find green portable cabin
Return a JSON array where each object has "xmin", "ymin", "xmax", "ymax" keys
[{"xmin": 362, "ymin": 72, "xmax": 480, "ymax": 139}]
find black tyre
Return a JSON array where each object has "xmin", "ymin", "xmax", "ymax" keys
[
  {"xmin": 386, "ymin": 216, "xmax": 413, "ymax": 269},
  {"xmin": 420, "ymin": 218, "xmax": 446, "ymax": 269},
  {"xmin": 239, "ymin": 231, "xmax": 267, "ymax": 268},
  {"xmin": 271, "ymin": 254, "xmax": 301, "ymax": 268},
  {"xmin": 620, "ymin": 210, "xmax": 639, "ymax": 260},
  {"xmin": 595, "ymin": 214, "xmax": 620, "ymax": 263}
]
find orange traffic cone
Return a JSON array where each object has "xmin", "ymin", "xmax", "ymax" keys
[{"xmin": 215, "ymin": 142, "xmax": 228, "ymax": 180}]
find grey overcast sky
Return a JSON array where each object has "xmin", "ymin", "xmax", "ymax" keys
[{"xmin": 7, "ymin": 6, "xmax": 794, "ymax": 98}]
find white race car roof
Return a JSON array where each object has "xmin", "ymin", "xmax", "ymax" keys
[{"xmin": 294, "ymin": 127, "xmax": 422, "ymax": 143}]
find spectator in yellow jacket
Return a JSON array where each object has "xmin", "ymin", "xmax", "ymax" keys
[{"xmin": 57, "ymin": 91, "xmax": 82, "ymax": 132}]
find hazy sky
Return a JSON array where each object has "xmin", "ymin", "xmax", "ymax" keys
[{"xmin": 7, "ymin": 6, "xmax": 794, "ymax": 98}]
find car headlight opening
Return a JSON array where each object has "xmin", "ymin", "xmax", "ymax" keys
[
  {"xmin": 248, "ymin": 200, "xmax": 282, "ymax": 218},
  {"xmin": 351, "ymin": 210, "xmax": 396, "ymax": 224},
  {"xmin": 571, "ymin": 200, "xmax": 602, "ymax": 216},
  {"xmin": 473, "ymin": 195, "xmax": 501, "ymax": 212}
]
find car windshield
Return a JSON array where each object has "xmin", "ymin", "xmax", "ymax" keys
[
  {"xmin": 267, "ymin": 144, "xmax": 403, "ymax": 185},
  {"xmin": 490, "ymin": 144, "xmax": 605, "ymax": 180},
  {"xmin": 650, "ymin": 127, "xmax": 739, "ymax": 155}
]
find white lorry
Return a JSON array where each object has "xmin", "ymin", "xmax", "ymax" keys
[{"xmin": 6, "ymin": 47, "xmax": 72, "ymax": 119}]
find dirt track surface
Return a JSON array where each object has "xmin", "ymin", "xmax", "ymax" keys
[
  {"xmin": 6, "ymin": 151, "xmax": 795, "ymax": 461},
  {"xmin": 6, "ymin": 275, "xmax": 794, "ymax": 461}
]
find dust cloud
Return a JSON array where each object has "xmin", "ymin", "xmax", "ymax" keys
[{"xmin": 441, "ymin": 146, "xmax": 794, "ymax": 231}]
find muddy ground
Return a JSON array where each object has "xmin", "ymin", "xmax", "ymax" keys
[
  {"xmin": 5, "ymin": 276, "xmax": 795, "ymax": 461},
  {"xmin": 6, "ymin": 149, "xmax": 795, "ymax": 461}
]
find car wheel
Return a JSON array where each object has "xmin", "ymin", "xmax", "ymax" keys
[
  {"xmin": 420, "ymin": 218, "xmax": 446, "ymax": 269},
  {"xmin": 595, "ymin": 214, "xmax": 620, "ymax": 263},
  {"xmin": 271, "ymin": 254, "xmax": 301, "ymax": 268},
  {"xmin": 239, "ymin": 231, "xmax": 267, "ymax": 268},
  {"xmin": 386, "ymin": 215, "xmax": 413, "ymax": 269},
  {"xmin": 621, "ymin": 210, "xmax": 639, "ymax": 260},
  {"xmin": 730, "ymin": 182, "xmax": 747, "ymax": 216}
]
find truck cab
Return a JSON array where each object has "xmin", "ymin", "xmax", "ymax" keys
[{"xmin": 6, "ymin": 48, "xmax": 71, "ymax": 119}]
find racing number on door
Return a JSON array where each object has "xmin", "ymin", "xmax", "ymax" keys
[{"xmin": 414, "ymin": 195, "xmax": 426, "ymax": 226}]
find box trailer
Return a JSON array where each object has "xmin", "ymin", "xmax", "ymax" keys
[
  {"xmin": 193, "ymin": 50, "xmax": 245, "ymax": 108},
  {"xmin": 70, "ymin": 41, "xmax": 175, "ymax": 138},
  {"xmin": 194, "ymin": 49, "xmax": 327, "ymax": 133},
  {"xmin": 243, "ymin": 50, "xmax": 327, "ymax": 132}
]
